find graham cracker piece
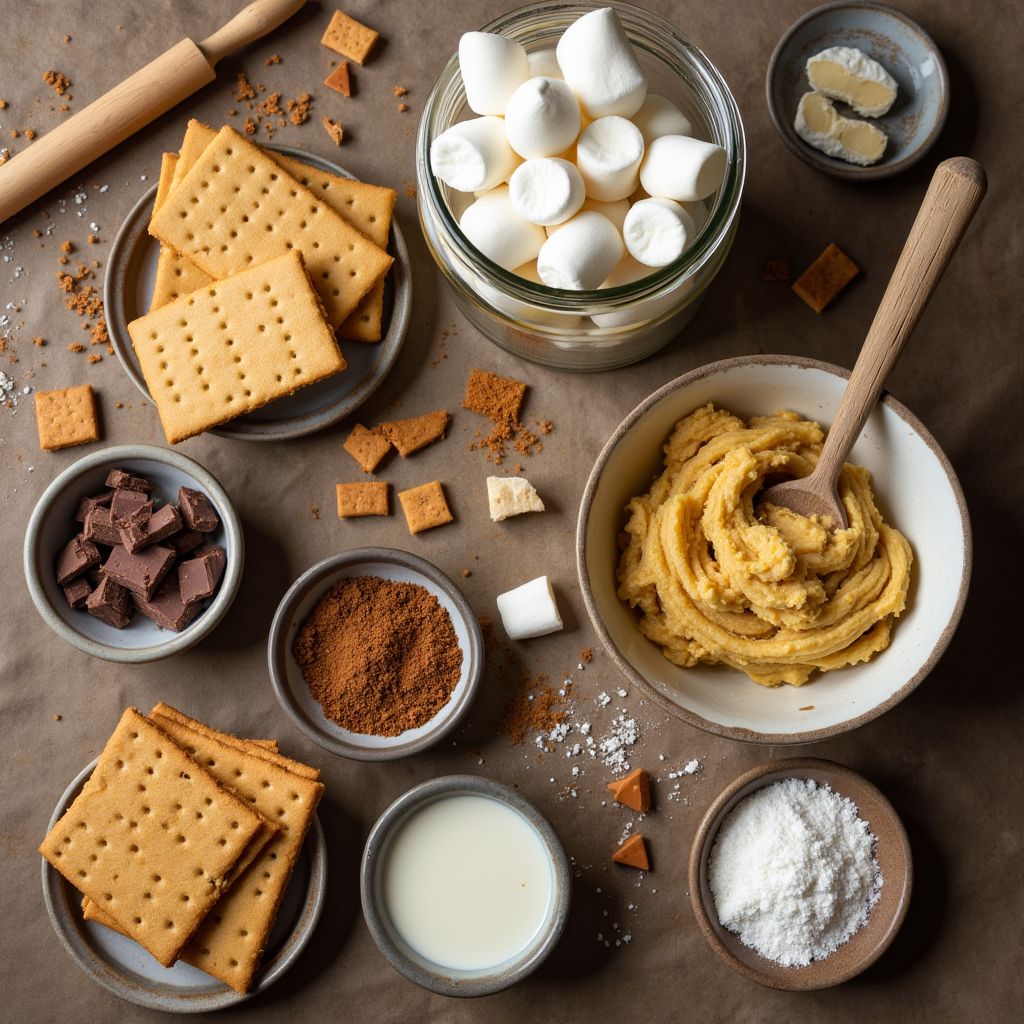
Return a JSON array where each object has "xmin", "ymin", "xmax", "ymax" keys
[
  {"xmin": 376, "ymin": 410, "xmax": 449, "ymax": 457},
  {"xmin": 606, "ymin": 768, "xmax": 650, "ymax": 813},
  {"xmin": 792, "ymin": 243, "xmax": 859, "ymax": 313},
  {"xmin": 154, "ymin": 152, "xmax": 179, "ymax": 212},
  {"xmin": 321, "ymin": 10, "xmax": 379, "ymax": 65},
  {"xmin": 463, "ymin": 368, "xmax": 526, "ymax": 424},
  {"xmin": 343, "ymin": 422, "xmax": 391, "ymax": 472},
  {"xmin": 170, "ymin": 119, "xmax": 220, "ymax": 197},
  {"xmin": 128, "ymin": 250, "xmax": 345, "ymax": 444},
  {"xmin": 147, "ymin": 126, "xmax": 393, "ymax": 329},
  {"xmin": 612, "ymin": 833, "xmax": 650, "ymax": 870},
  {"xmin": 336, "ymin": 481, "xmax": 388, "ymax": 517},
  {"xmin": 35, "ymin": 384, "xmax": 99, "ymax": 451},
  {"xmin": 398, "ymin": 480, "xmax": 453, "ymax": 534},
  {"xmin": 486, "ymin": 476, "xmax": 545, "ymax": 521},
  {"xmin": 39, "ymin": 708, "xmax": 263, "ymax": 968},
  {"xmin": 324, "ymin": 62, "xmax": 351, "ymax": 96}
]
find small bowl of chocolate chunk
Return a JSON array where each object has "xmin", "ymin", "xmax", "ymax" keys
[{"xmin": 24, "ymin": 445, "xmax": 243, "ymax": 662}]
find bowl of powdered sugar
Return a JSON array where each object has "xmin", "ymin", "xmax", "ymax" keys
[{"xmin": 688, "ymin": 758, "xmax": 911, "ymax": 989}]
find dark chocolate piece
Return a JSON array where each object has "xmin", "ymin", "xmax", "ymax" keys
[
  {"xmin": 141, "ymin": 504, "xmax": 182, "ymax": 548},
  {"xmin": 133, "ymin": 572, "xmax": 203, "ymax": 632},
  {"xmin": 101, "ymin": 543, "xmax": 175, "ymax": 601},
  {"xmin": 111, "ymin": 488, "xmax": 150, "ymax": 523},
  {"xmin": 86, "ymin": 568, "xmax": 104, "ymax": 587},
  {"xmin": 164, "ymin": 527, "xmax": 203, "ymax": 557},
  {"xmin": 105, "ymin": 469, "xmax": 155, "ymax": 494},
  {"xmin": 56, "ymin": 534, "xmax": 101, "ymax": 586},
  {"xmin": 83, "ymin": 506, "xmax": 123, "ymax": 547},
  {"xmin": 179, "ymin": 544, "xmax": 227, "ymax": 605},
  {"xmin": 74, "ymin": 491, "xmax": 114, "ymax": 523},
  {"xmin": 178, "ymin": 486, "xmax": 220, "ymax": 532},
  {"xmin": 62, "ymin": 577, "xmax": 93, "ymax": 609},
  {"xmin": 117, "ymin": 502, "xmax": 154, "ymax": 553},
  {"xmin": 86, "ymin": 576, "xmax": 132, "ymax": 628}
]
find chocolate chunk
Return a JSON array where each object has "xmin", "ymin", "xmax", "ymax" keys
[
  {"xmin": 83, "ymin": 506, "xmax": 123, "ymax": 547},
  {"xmin": 179, "ymin": 544, "xmax": 227, "ymax": 604},
  {"xmin": 164, "ymin": 527, "xmax": 203, "ymax": 557},
  {"xmin": 86, "ymin": 576, "xmax": 132, "ymax": 628},
  {"xmin": 105, "ymin": 468, "xmax": 155, "ymax": 494},
  {"xmin": 111, "ymin": 488, "xmax": 150, "ymax": 523},
  {"xmin": 56, "ymin": 534, "xmax": 101, "ymax": 586},
  {"xmin": 141, "ymin": 504, "xmax": 182, "ymax": 548},
  {"xmin": 74, "ymin": 491, "xmax": 113, "ymax": 522},
  {"xmin": 86, "ymin": 567, "xmax": 104, "ymax": 587},
  {"xmin": 178, "ymin": 486, "xmax": 220, "ymax": 532},
  {"xmin": 133, "ymin": 572, "xmax": 203, "ymax": 632},
  {"xmin": 62, "ymin": 577, "xmax": 93, "ymax": 609},
  {"xmin": 101, "ymin": 543, "xmax": 175, "ymax": 601},
  {"xmin": 117, "ymin": 502, "xmax": 154, "ymax": 553}
]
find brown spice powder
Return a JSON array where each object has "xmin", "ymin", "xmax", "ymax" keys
[{"xmin": 293, "ymin": 576, "xmax": 463, "ymax": 736}]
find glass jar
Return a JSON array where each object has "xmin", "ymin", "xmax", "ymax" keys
[{"xmin": 416, "ymin": 1, "xmax": 746, "ymax": 372}]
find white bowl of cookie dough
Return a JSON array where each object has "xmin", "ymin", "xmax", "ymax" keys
[{"xmin": 576, "ymin": 355, "xmax": 971, "ymax": 743}]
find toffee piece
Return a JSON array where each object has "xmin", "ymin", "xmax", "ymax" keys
[
  {"xmin": 102, "ymin": 543, "xmax": 175, "ymax": 601},
  {"xmin": 56, "ymin": 534, "xmax": 101, "ymax": 586},
  {"xmin": 178, "ymin": 486, "xmax": 220, "ymax": 532}
]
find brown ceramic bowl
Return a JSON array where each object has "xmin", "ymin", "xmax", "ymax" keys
[{"xmin": 688, "ymin": 758, "xmax": 912, "ymax": 990}]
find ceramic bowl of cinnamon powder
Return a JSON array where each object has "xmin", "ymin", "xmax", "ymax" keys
[{"xmin": 268, "ymin": 548, "xmax": 484, "ymax": 760}]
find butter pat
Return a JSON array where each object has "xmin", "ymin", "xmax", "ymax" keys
[
  {"xmin": 807, "ymin": 46, "xmax": 897, "ymax": 118},
  {"xmin": 794, "ymin": 92, "xmax": 888, "ymax": 166}
]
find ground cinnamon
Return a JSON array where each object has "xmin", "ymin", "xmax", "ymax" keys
[{"xmin": 292, "ymin": 575, "xmax": 462, "ymax": 736}]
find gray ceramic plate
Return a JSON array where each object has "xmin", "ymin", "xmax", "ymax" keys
[
  {"xmin": 268, "ymin": 549, "xmax": 485, "ymax": 761},
  {"xmin": 766, "ymin": 2, "xmax": 949, "ymax": 180},
  {"xmin": 42, "ymin": 759, "xmax": 327, "ymax": 1012},
  {"xmin": 104, "ymin": 146, "xmax": 412, "ymax": 440}
]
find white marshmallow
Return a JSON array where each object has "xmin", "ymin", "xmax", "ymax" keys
[
  {"xmin": 447, "ymin": 187, "xmax": 477, "ymax": 222},
  {"xmin": 600, "ymin": 254, "xmax": 654, "ymax": 288},
  {"xmin": 630, "ymin": 94, "xmax": 693, "ymax": 146},
  {"xmin": 509, "ymin": 158, "xmax": 585, "ymax": 226},
  {"xmin": 592, "ymin": 260, "xmax": 695, "ymax": 327},
  {"xmin": 555, "ymin": 8, "xmax": 647, "ymax": 118},
  {"xmin": 545, "ymin": 197, "xmax": 629, "ymax": 237},
  {"xmin": 536, "ymin": 210, "xmax": 625, "ymax": 290},
  {"xmin": 623, "ymin": 197, "xmax": 697, "ymax": 267},
  {"xmin": 459, "ymin": 32, "xmax": 531, "ymax": 115},
  {"xmin": 431, "ymin": 116, "xmax": 522, "ymax": 193},
  {"xmin": 496, "ymin": 576, "xmax": 563, "ymax": 640},
  {"xmin": 527, "ymin": 47, "xmax": 563, "ymax": 80},
  {"xmin": 460, "ymin": 185, "xmax": 547, "ymax": 271},
  {"xmin": 476, "ymin": 263, "xmax": 582, "ymax": 327},
  {"xmin": 504, "ymin": 77, "xmax": 582, "ymax": 159},
  {"xmin": 639, "ymin": 134, "xmax": 727, "ymax": 202},
  {"xmin": 576, "ymin": 116, "xmax": 645, "ymax": 202},
  {"xmin": 682, "ymin": 198, "xmax": 708, "ymax": 235}
]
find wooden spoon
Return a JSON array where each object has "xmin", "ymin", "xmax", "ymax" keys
[{"xmin": 760, "ymin": 157, "xmax": 987, "ymax": 528}]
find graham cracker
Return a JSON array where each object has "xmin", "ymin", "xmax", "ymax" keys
[
  {"xmin": 792, "ymin": 243, "xmax": 859, "ymax": 313},
  {"xmin": 147, "ymin": 126, "xmax": 392, "ymax": 329},
  {"xmin": 376, "ymin": 410, "xmax": 449, "ymax": 457},
  {"xmin": 321, "ymin": 10, "xmax": 379, "ymax": 64},
  {"xmin": 398, "ymin": 480, "xmax": 453, "ymax": 534},
  {"xmin": 343, "ymin": 422, "xmax": 391, "ymax": 472},
  {"xmin": 39, "ymin": 708, "xmax": 263, "ymax": 968},
  {"xmin": 128, "ymin": 250, "xmax": 345, "ymax": 444},
  {"xmin": 336, "ymin": 481, "xmax": 388, "ymax": 517},
  {"xmin": 154, "ymin": 152, "xmax": 180, "ymax": 211},
  {"xmin": 463, "ymin": 368, "xmax": 526, "ymax": 424},
  {"xmin": 35, "ymin": 384, "xmax": 99, "ymax": 451},
  {"xmin": 324, "ymin": 62, "xmax": 351, "ymax": 96}
]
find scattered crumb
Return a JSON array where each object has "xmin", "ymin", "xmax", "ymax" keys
[
  {"xmin": 68, "ymin": 342, "xmax": 83, "ymax": 353},
  {"xmin": 322, "ymin": 117, "xmax": 344, "ymax": 145},
  {"xmin": 60, "ymin": 104, "xmax": 69, "ymax": 113},
  {"xmin": 235, "ymin": 71, "xmax": 256, "ymax": 101},
  {"xmin": 287, "ymin": 93, "xmax": 312, "ymax": 125},
  {"xmin": 581, "ymin": 648, "xmax": 593, "ymax": 662},
  {"xmin": 43, "ymin": 70, "xmax": 71, "ymax": 95},
  {"xmin": 228, "ymin": 109, "xmax": 237, "ymax": 116},
  {"xmin": 54, "ymin": 714, "xmax": 61, "ymax": 721},
  {"xmin": 24, "ymin": 128, "xmax": 36, "ymax": 140},
  {"xmin": 311, "ymin": 505, "xmax": 319, "ymax": 520},
  {"xmin": 0, "ymin": 100, "xmax": 6, "ymax": 109},
  {"xmin": 256, "ymin": 92, "xmax": 282, "ymax": 118},
  {"xmin": 243, "ymin": 117, "xmax": 257, "ymax": 136},
  {"xmin": 398, "ymin": 103, "xmax": 408, "ymax": 112},
  {"xmin": 394, "ymin": 85, "xmax": 408, "ymax": 97},
  {"xmin": 540, "ymin": 420, "xmax": 553, "ymax": 435},
  {"xmin": 10, "ymin": 129, "xmax": 18, "ymax": 138},
  {"xmin": 763, "ymin": 256, "xmax": 790, "ymax": 281},
  {"xmin": 63, "ymin": 35, "xmax": 70, "ymax": 43},
  {"xmin": 87, "ymin": 234, "xmax": 97, "ymax": 244},
  {"xmin": 33, "ymin": 229, "xmax": 41, "ymax": 238},
  {"xmin": 114, "ymin": 401, "xmax": 122, "ymax": 408},
  {"xmin": 404, "ymin": 184, "xmax": 416, "ymax": 198},
  {"xmin": 32, "ymin": 337, "xmax": 44, "ymax": 346},
  {"xmin": 463, "ymin": 569, "xmax": 471, "ymax": 577},
  {"xmin": 61, "ymin": 240, "xmax": 72, "ymax": 254},
  {"xmin": 265, "ymin": 54, "xmax": 281, "ymax": 65},
  {"xmin": 58, "ymin": 256, "xmax": 67, "ymax": 264},
  {"xmin": 87, "ymin": 354, "xmax": 101, "ymax": 363}
]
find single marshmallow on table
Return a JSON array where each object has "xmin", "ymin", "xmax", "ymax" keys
[
  {"xmin": 504, "ymin": 77, "xmax": 582, "ymax": 158},
  {"xmin": 431, "ymin": 116, "xmax": 522, "ymax": 192},
  {"xmin": 537, "ymin": 210, "xmax": 625, "ymax": 289},
  {"xmin": 460, "ymin": 185, "xmax": 547, "ymax": 271},
  {"xmin": 576, "ymin": 116, "xmax": 645, "ymax": 202},
  {"xmin": 556, "ymin": 7, "xmax": 647, "ymax": 118},
  {"xmin": 623, "ymin": 198, "xmax": 697, "ymax": 267},
  {"xmin": 496, "ymin": 576, "xmax": 563, "ymax": 639},
  {"xmin": 509, "ymin": 158, "xmax": 585, "ymax": 226},
  {"xmin": 459, "ymin": 32, "xmax": 531, "ymax": 115},
  {"xmin": 640, "ymin": 134, "xmax": 727, "ymax": 202},
  {"xmin": 527, "ymin": 47, "xmax": 563, "ymax": 80},
  {"xmin": 546, "ymin": 196, "xmax": 629, "ymax": 237}
]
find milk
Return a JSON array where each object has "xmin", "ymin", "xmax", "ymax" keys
[{"xmin": 382, "ymin": 794, "xmax": 554, "ymax": 970}]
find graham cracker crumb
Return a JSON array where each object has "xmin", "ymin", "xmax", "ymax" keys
[
  {"xmin": 287, "ymin": 93, "xmax": 312, "ymax": 125},
  {"xmin": 256, "ymin": 92, "xmax": 282, "ymax": 118},
  {"xmin": 581, "ymin": 648, "xmax": 593, "ymax": 662},
  {"xmin": 87, "ymin": 354, "xmax": 101, "ymax": 363},
  {"xmin": 763, "ymin": 257, "xmax": 790, "ymax": 281},
  {"xmin": 394, "ymin": 85, "xmax": 408, "ymax": 97},
  {"xmin": 265, "ymin": 54, "xmax": 281, "ymax": 65},
  {"xmin": 32, "ymin": 337, "xmax": 44, "ymax": 346},
  {"xmin": 235, "ymin": 71, "xmax": 256, "ymax": 101},
  {"xmin": 68, "ymin": 342, "xmax": 83, "ymax": 353},
  {"xmin": 311, "ymin": 505, "xmax": 319, "ymax": 520},
  {"xmin": 243, "ymin": 117, "xmax": 257, "ymax": 136},
  {"xmin": 0, "ymin": 100, "xmax": 6, "ymax": 109},
  {"xmin": 61, "ymin": 240, "xmax": 72, "ymax": 254},
  {"xmin": 398, "ymin": 103, "xmax": 408, "ymax": 112},
  {"xmin": 405, "ymin": 184, "xmax": 416, "ymax": 198},
  {"xmin": 463, "ymin": 569, "xmax": 471, "ymax": 577},
  {"xmin": 322, "ymin": 117, "xmax": 344, "ymax": 145},
  {"xmin": 43, "ymin": 70, "xmax": 71, "ymax": 96},
  {"xmin": 24, "ymin": 128, "xmax": 36, "ymax": 140}
]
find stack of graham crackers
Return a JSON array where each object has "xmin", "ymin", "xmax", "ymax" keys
[
  {"xmin": 128, "ymin": 120, "xmax": 396, "ymax": 444},
  {"xmin": 40, "ymin": 705, "xmax": 323, "ymax": 995}
]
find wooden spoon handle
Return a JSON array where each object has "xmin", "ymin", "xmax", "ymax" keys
[
  {"xmin": 199, "ymin": 0, "xmax": 307, "ymax": 66},
  {"xmin": 816, "ymin": 157, "xmax": 988, "ymax": 485}
]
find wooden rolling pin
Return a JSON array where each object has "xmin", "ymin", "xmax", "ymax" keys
[{"xmin": 0, "ymin": 0, "xmax": 306, "ymax": 225}]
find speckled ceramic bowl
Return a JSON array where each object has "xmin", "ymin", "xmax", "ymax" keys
[
  {"xmin": 689, "ymin": 758, "xmax": 912, "ymax": 989},
  {"xmin": 24, "ymin": 445, "xmax": 243, "ymax": 662},
  {"xmin": 360, "ymin": 775, "xmax": 572, "ymax": 996},
  {"xmin": 767, "ymin": 2, "xmax": 949, "ymax": 180}
]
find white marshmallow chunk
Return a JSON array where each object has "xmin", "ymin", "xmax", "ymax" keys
[
  {"xmin": 623, "ymin": 197, "xmax": 697, "ymax": 267},
  {"xmin": 431, "ymin": 116, "xmax": 522, "ymax": 193},
  {"xmin": 487, "ymin": 476, "xmax": 545, "ymax": 521},
  {"xmin": 536, "ymin": 210, "xmax": 625, "ymax": 290},
  {"xmin": 576, "ymin": 116, "xmax": 645, "ymax": 202},
  {"xmin": 460, "ymin": 185, "xmax": 547, "ymax": 271},
  {"xmin": 496, "ymin": 575, "xmax": 563, "ymax": 639},
  {"xmin": 545, "ymin": 197, "xmax": 630, "ymax": 237},
  {"xmin": 682, "ymin": 198, "xmax": 708, "ymax": 235},
  {"xmin": 509, "ymin": 158, "xmax": 586, "ymax": 226},
  {"xmin": 504, "ymin": 77, "xmax": 582, "ymax": 159},
  {"xmin": 640, "ymin": 134, "xmax": 727, "ymax": 202},
  {"xmin": 527, "ymin": 47, "xmax": 564, "ymax": 80},
  {"xmin": 555, "ymin": 8, "xmax": 647, "ymax": 118},
  {"xmin": 630, "ymin": 93, "xmax": 694, "ymax": 146},
  {"xmin": 459, "ymin": 32, "xmax": 531, "ymax": 115}
]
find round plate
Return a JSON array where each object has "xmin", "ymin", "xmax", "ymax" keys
[
  {"xmin": 42, "ymin": 759, "xmax": 327, "ymax": 1012},
  {"xmin": 268, "ymin": 549, "xmax": 485, "ymax": 761},
  {"xmin": 766, "ymin": 2, "xmax": 949, "ymax": 180},
  {"xmin": 105, "ymin": 146, "xmax": 412, "ymax": 440}
]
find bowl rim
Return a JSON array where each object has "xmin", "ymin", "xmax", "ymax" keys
[
  {"xmin": 359, "ymin": 774, "xmax": 572, "ymax": 996},
  {"xmin": 267, "ymin": 548, "xmax": 485, "ymax": 761},
  {"xmin": 687, "ymin": 757, "xmax": 913, "ymax": 990},
  {"xmin": 575, "ymin": 353, "xmax": 973, "ymax": 744},
  {"xmin": 23, "ymin": 444, "xmax": 244, "ymax": 663},
  {"xmin": 765, "ymin": 0, "xmax": 950, "ymax": 182}
]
